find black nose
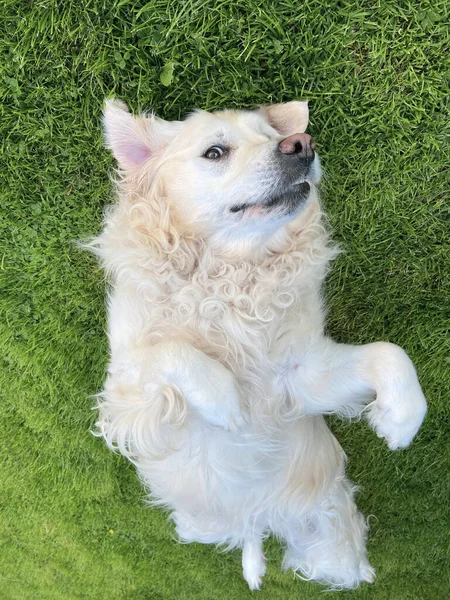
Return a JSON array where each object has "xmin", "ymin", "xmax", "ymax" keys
[{"xmin": 278, "ymin": 133, "xmax": 315, "ymax": 164}]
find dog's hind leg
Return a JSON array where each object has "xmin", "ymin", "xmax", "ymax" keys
[
  {"xmin": 242, "ymin": 535, "xmax": 266, "ymax": 590},
  {"xmin": 281, "ymin": 481, "xmax": 374, "ymax": 589}
]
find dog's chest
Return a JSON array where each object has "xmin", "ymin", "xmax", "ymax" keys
[{"xmin": 150, "ymin": 256, "xmax": 316, "ymax": 377}]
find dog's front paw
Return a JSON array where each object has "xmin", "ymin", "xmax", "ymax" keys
[
  {"xmin": 188, "ymin": 361, "xmax": 248, "ymax": 431},
  {"xmin": 208, "ymin": 386, "xmax": 249, "ymax": 432},
  {"xmin": 368, "ymin": 380, "xmax": 427, "ymax": 450}
]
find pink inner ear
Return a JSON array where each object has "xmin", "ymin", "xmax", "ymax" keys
[{"xmin": 125, "ymin": 143, "xmax": 151, "ymax": 167}]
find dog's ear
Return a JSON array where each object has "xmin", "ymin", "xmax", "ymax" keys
[
  {"xmin": 103, "ymin": 99, "xmax": 180, "ymax": 170},
  {"xmin": 260, "ymin": 101, "xmax": 309, "ymax": 135}
]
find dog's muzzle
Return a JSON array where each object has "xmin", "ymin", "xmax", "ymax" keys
[
  {"xmin": 277, "ymin": 133, "xmax": 316, "ymax": 182},
  {"xmin": 278, "ymin": 133, "xmax": 315, "ymax": 165},
  {"xmin": 230, "ymin": 180, "xmax": 311, "ymax": 215},
  {"xmin": 230, "ymin": 133, "xmax": 316, "ymax": 216}
]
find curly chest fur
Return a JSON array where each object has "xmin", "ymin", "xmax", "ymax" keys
[
  {"xmin": 116, "ymin": 254, "xmax": 325, "ymax": 395},
  {"xmin": 100, "ymin": 206, "xmax": 334, "ymax": 388}
]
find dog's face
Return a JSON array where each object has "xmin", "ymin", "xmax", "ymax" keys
[{"xmin": 104, "ymin": 100, "xmax": 321, "ymax": 246}]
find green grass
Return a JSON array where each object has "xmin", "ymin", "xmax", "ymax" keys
[{"xmin": 0, "ymin": 1, "xmax": 449, "ymax": 598}]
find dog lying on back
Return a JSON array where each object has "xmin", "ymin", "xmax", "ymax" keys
[{"xmin": 90, "ymin": 99, "xmax": 427, "ymax": 590}]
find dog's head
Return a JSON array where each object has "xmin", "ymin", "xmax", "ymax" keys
[{"xmin": 104, "ymin": 99, "xmax": 321, "ymax": 249}]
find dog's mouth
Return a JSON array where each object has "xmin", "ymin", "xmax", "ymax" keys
[{"xmin": 230, "ymin": 181, "xmax": 311, "ymax": 216}]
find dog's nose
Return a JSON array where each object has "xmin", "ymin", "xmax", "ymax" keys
[{"xmin": 278, "ymin": 133, "xmax": 315, "ymax": 162}]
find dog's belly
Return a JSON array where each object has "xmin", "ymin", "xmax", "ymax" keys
[{"xmin": 137, "ymin": 413, "xmax": 345, "ymax": 541}]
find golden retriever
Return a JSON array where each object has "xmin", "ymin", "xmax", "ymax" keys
[{"xmin": 89, "ymin": 99, "xmax": 427, "ymax": 590}]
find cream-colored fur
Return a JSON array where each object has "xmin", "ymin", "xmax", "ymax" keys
[{"xmin": 88, "ymin": 99, "xmax": 427, "ymax": 590}]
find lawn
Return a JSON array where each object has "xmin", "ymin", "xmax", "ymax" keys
[{"xmin": 0, "ymin": 1, "xmax": 449, "ymax": 599}]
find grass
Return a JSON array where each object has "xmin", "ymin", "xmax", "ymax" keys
[{"xmin": 0, "ymin": 0, "xmax": 449, "ymax": 598}]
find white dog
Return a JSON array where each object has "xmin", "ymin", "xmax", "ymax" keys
[{"xmin": 90, "ymin": 99, "xmax": 427, "ymax": 590}]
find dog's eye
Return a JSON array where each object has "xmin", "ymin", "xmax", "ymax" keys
[{"xmin": 203, "ymin": 146, "xmax": 225, "ymax": 160}]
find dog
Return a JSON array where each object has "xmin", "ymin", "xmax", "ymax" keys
[{"xmin": 89, "ymin": 99, "xmax": 427, "ymax": 590}]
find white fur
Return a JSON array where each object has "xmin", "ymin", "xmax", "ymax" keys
[{"xmin": 89, "ymin": 100, "xmax": 427, "ymax": 590}]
